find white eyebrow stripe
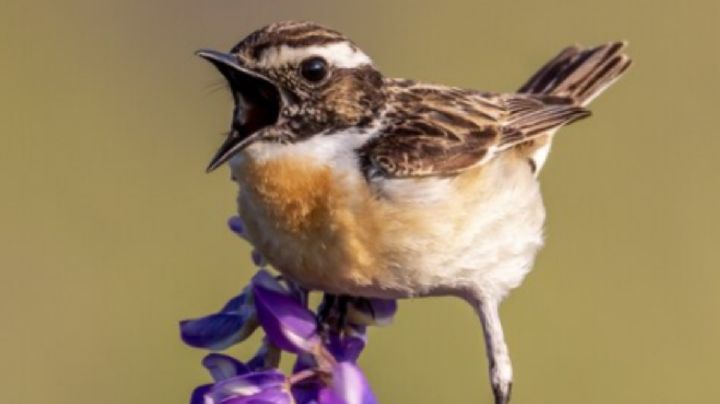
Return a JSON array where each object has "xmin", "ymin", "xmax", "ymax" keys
[{"xmin": 258, "ymin": 42, "xmax": 373, "ymax": 69}]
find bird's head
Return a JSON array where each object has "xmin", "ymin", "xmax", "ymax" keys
[{"xmin": 197, "ymin": 21, "xmax": 386, "ymax": 172}]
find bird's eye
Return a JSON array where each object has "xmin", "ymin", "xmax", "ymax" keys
[{"xmin": 299, "ymin": 56, "xmax": 329, "ymax": 83}]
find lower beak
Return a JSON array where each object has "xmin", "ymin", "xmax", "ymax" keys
[
  {"xmin": 205, "ymin": 128, "xmax": 262, "ymax": 172},
  {"xmin": 196, "ymin": 49, "xmax": 281, "ymax": 172}
]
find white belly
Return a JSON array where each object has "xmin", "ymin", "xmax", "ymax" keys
[{"xmin": 369, "ymin": 154, "xmax": 546, "ymax": 300}]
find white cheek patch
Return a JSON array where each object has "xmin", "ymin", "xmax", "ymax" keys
[{"xmin": 258, "ymin": 42, "xmax": 373, "ymax": 69}]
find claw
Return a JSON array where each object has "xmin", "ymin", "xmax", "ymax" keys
[
  {"xmin": 493, "ymin": 381, "xmax": 512, "ymax": 404},
  {"xmin": 316, "ymin": 294, "xmax": 352, "ymax": 331}
]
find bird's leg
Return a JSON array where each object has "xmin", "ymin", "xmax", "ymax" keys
[
  {"xmin": 472, "ymin": 296, "xmax": 513, "ymax": 404},
  {"xmin": 317, "ymin": 294, "xmax": 352, "ymax": 332},
  {"xmin": 317, "ymin": 294, "xmax": 337, "ymax": 330},
  {"xmin": 336, "ymin": 295, "xmax": 351, "ymax": 329}
]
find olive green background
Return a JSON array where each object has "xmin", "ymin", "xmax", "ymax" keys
[{"xmin": 2, "ymin": 0, "xmax": 718, "ymax": 403}]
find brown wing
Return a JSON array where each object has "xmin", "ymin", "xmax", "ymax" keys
[{"xmin": 359, "ymin": 82, "xmax": 590, "ymax": 178}]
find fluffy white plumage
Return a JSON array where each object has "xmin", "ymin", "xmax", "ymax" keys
[{"xmin": 232, "ymin": 127, "xmax": 545, "ymax": 301}]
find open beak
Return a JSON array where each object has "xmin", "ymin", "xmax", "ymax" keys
[{"xmin": 196, "ymin": 49, "xmax": 282, "ymax": 172}]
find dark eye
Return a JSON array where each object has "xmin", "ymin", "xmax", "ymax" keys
[{"xmin": 299, "ymin": 56, "xmax": 329, "ymax": 83}]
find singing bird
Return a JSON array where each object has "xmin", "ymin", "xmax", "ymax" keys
[{"xmin": 196, "ymin": 21, "xmax": 631, "ymax": 403}]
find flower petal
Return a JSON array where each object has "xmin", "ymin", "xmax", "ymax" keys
[
  {"xmin": 227, "ymin": 216, "xmax": 249, "ymax": 240},
  {"xmin": 251, "ymin": 250, "xmax": 267, "ymax": 267},
  {"xmin": 347, "ymin": 298, "xmax": 397, "ymax": 327},
  {"xmin": 251, "ymin": 270, "xmax": 291, "ymax": 295},
  {"xmin": 340, "ymin": 334, "xmax": 366, "ymax": 363},
  {"xmin": 203, "ymin": 354, "xmax": 250, "ymax": 381},
  {"xmin": 285, "ymin": 281, "xmax": 310, "ymax": 305},
  {"xmin": 180, "ymin": 312, "xmax": 258, "ymax": 350},
  {"xmin": 219, "ymin": 387, "xmax": 293, "ymax": 404},
  {"xmin": 321, "ymin": 362, "xmax": 377, "ymax": 404},
  {"xmin": 292, "ymin": 381, "xmax": 322, "ymax": 404},
  {"xmin": 325, "ymin": 331, "xmax": 342, "ymax": 358},
  {"xmin": 290, "ymin": 353, "xmax": 321, "ymax": 404},
  {"xmin": 323, "ymin": 325, "xmax": 367, "ymax": 362},
  {"xmin": 220, "ymin": 292, "xmax": 249, "ymax": 314},
  {"xmin": 209, "ymin": 370, "xmax": 286, "ymax": 402},
  {"xmin": 252, "ymin": 276, "xmax": 319, "ymax": 353},
  {"xmin": 190, "ymin": 384, "xmax": 213, "ymax": 404},
  {"xmin": 246, "ymin": 340, "xmax": 282, "ymax": 371},
  {"xmin": 292, "ymin": 352, "xmax": 316, "ymax": 373},
  {"xmin": 318, "ymin": 388, "xmax": 342, "ymax": 404},
  {"xmin": 181, "ymin": 290, "xmax": 258, "ymax": 350}
]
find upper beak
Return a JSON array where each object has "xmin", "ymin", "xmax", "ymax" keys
[
  {"xmin": 196, "ymin": 49, "xmax": 281, "ymax": 172},
  {"xmin": 195, "ymin": 49, "xmax": 273, "ymax": 88},
  {"xmin": 196, "ymin": 49, "xmax": 242, "ymax": 72}
]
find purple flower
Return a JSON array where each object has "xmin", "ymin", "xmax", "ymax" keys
[
  {"xmin": 227, "ymin": 216, "xmax": 249, "ymax": 240},
  {"xmin": 251, "ymin": 271, "xmax": 320, "ymax": 354},
  {"xmin": 245, "ymin": 340, "xmax": 281, "ymax": 371},
  {"xmin": 220, "ymin": 388, "xmax": 294, "ymax": 404},
  {"xmin": 251, "ymin": 249, "xmax": 267, "ymax": 267},
  {"xmin": 325, "ymin": 327, "xmax": 366, "ymax": 363},
  {"xmin": 189, "ymin": 353, "xmax": 293, "ymax": 404},
  {"xmin": 318, "ymin": 362, "xmax": 378, "ymax": 404},
  {"xmin": 190, "ymin": 384, "xmax": 213, "ymax": 404},
  {"xmin": 180, "ymin": 287, "xmax": 258, "ymax": 350},
  {"xmin": 290, "ymin": 353, "xmax": 322, "ymax": 404},
  {"xmin": 203, "ymin": 370, "xmax": 292, "ymax": 404},
  {"xmin": 182, "ymin": 216, "xmax": 394, "ymax": 404},
  {"xmin": 347, "ymin": 298, "xmax": 397, "ymax": 327},
  {"xmin": 203, "ymin": 354, "xmax": 250, "ymax": 381}
]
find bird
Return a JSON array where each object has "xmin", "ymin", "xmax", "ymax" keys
[{"xmin": 195, "ymin": 20, "xmax": 631, "ymax": 404}]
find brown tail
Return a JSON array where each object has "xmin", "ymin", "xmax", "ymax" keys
[{"xmin": 519, "ymin": 41, "xmax": 632, "ymax": 106}]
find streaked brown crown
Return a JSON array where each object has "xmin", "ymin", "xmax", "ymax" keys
[{"xmin": 230, "ymin": 21, "xmax": 350, "ymax": 61}]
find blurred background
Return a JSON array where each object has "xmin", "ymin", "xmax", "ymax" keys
[{"xmin": 2, "ymin": 0, "xmax": 718, "ymax": 403}]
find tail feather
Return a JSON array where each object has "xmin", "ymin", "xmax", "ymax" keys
[
  {"xmin": 519, "ymin": 42, "xmax": 632, "ymax": 106},
  {"xmin": 517, "ymin": 42, "xmax": 631, "ymax": 175}
]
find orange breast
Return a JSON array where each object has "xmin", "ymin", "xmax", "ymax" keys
[{"xmin": 232, "ymin": 156, "xmax": 384, "ymax": 292}]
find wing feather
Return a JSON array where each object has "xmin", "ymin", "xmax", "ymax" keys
[{"xmin": 359, "ymin": 81, "xmax": 589, "ymax": 178}]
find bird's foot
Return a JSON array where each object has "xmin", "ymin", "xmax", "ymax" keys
[
  {"xmin": 490, "ymin": 362, "xmax": 513, "ymax": 404},
  {"xmin": 316, "ymin": 294, "xmax": 351, "ymax": 332},
  {"xmin": 492, "ymin": 380, "xmax": 512, "ymax": 404}
]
